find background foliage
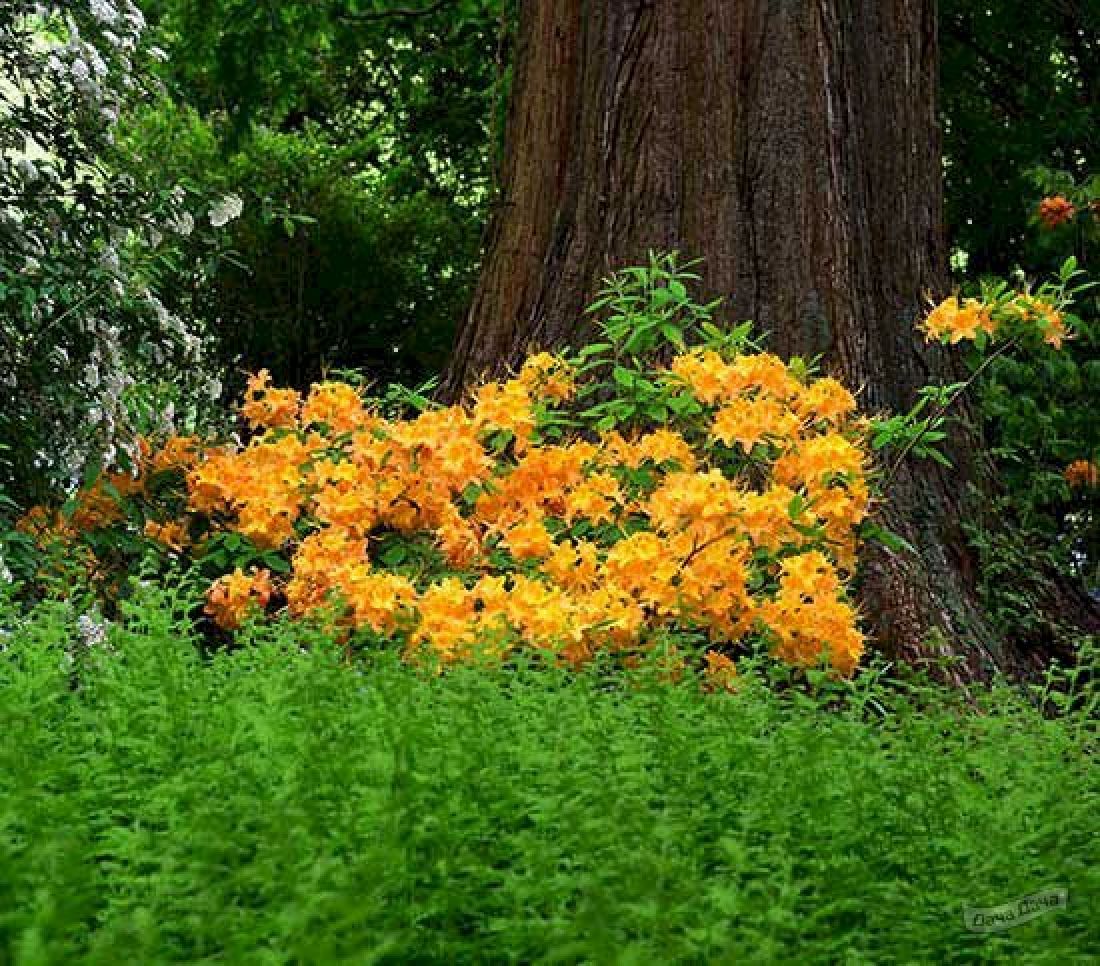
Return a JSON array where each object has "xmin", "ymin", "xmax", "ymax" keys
[
  {"xmin": 0, "ymin": 0, "xmax": 1096, "ymax": 595},
  {"xmin": 126, "ymin": 0, "xmax": 506, "ymax": 388},
  {"xmin": 941, "ymin": 0, "xmax": 1099, "ymax": 602}
]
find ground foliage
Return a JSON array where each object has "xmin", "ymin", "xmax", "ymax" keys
[{"xmin": 0, "ymin": 582, "xmax": 1095, "ymax": 963}]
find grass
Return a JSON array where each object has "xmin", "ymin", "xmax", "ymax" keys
[{"xmin": 0, "ymin": 584, "xmax": 1096, "ymax": 963}]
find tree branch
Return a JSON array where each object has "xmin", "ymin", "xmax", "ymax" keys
[{"xmin": 339, "ymin": 0, "xmax": 454, "ymax": 24}]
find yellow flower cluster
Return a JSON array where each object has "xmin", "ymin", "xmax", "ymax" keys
[
  {"xmin": 920, "ymin": 297, "xmax": 996, "ymax": 344},
  {"xmin": 921, "ymin": 293, "xmax": 1067, "ymax": 348},
  {"xmin": 30, "ymin": 348, "xmax": 874, "ymax": 677},
  {"xmin": 18, "ymin": 433, "xmax": 203, "ymax": 544},
  {"xmin": 206, "ymin": 567, "xmax": 275, "ymax": 631},
  {"xmin": 17, "ymin": 470, "xmax": 141, "ymax": 539},
  {"xmin": 1009, "ymin": 294, "xmax": 1068, "ymax": 349}
]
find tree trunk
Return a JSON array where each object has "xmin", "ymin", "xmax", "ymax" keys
[{"xmin": 443, "ymin": 0, "xmax": 1099, "ymax": 682}]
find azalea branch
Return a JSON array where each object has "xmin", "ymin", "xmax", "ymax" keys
[
  {"xmin": 680, "ymin": 526, "xmax": 743, "ymax": 569},
  {"xmin": 883, "ymin": 336, "xmax": 1020, "ymax": 488}
]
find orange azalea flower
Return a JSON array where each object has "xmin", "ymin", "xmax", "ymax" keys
[
  {"xmin": 1065, "ymin": 459, "xmax": 1099, "ymax": 489},
  {"xmin": 703, "ymin": 650, "xmax": 739, "ymax": 692},
  {"xmin": 562, "ymin": 471, "xmax": 623, "ymax": 526},
  {"xmin": 921, "ymin": 296, "xmax": 997, "ymax": 344},
  {"xmin": 436, "ymin": 510, "xmax": 483, "ymax": 568},
  {"xmin": 472, "ymin": 379, "xmax": 536, "ymax": 445},
  {"xmin": 712, "ymin": 396, "xmax": 800, "ymax": 453},
  {"xmin": 670, "ymin": 349, "xmax": 733, "ymax": 405},
  {"xmin": 1010, "ymin": 295, "xmax": 1067, "ymax": 349},
  {"xmin": 16, "ymin": 505, "xmax": 50, "ymax": 536},
  {"xmin": 301, "ymin": 381, "xmax": 370, "ymax": 434},
  {"xmin": 344, "ymin": 571, "xmax": 416, "ymax": 634},
  {"xmin": 240, "ymin": 370, "xmax": 301, "ymax": 430},
  {"xmin": 205, "ymin": 568, "xmax": 275, "ymax": 631},
  {"xmin": 543, "ymin": 540, "xmax": 603, "ymax": 593},
  {"xmin": 501, "ymin": 515, "xmax": 554, "ymax": 560},
  {"xmin": 724, "ymin": 353, "xmax": 802, "ymax": 401},
  {"xmin": 517, "ymin": 351, "xmax": 576, "ymax": 402},
  {"xmin": 144, "ymin": 519, "xmax": 189, "ymax": 552},
  {"xmin": 796, "ymin": 377, "xmax": 857, "ymax": 425},
  {"xmin": 1038, "ymin": 195, "xmax": 1075, "ymax": 230},
  {"xmin": 70, "ymin": 479, "xmax": 127, "ymax": 532},
  {"xmin": 757, "ymin": 553, "xmax": 864, "ymax": 675},
  {"xmin": 151, "ymin": 435, "xmax": 202, "ymax": 475},
  {"xmin": 645, "ymin": 469, "xmax": 739, "ymax": 539}
]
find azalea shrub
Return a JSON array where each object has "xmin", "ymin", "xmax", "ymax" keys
[
  {"xmin": 978, "ymin": 188, "xmax": 1100, "ymax": 598},
  {"xmin": 12, "ymin": 259, "xmax": 873, "ymax": 680},
  {"xmin": 11, "ymin": 254, "xmax": 1088, "ymax": 680},
  {"xmin": 918, "ymin": 229, "xmax": 1099, "ymax": 626}
]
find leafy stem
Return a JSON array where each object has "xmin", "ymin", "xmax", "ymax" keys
[{"xmin": 882, "ymin": 336, "xmax": 1020, "ymax": 488}]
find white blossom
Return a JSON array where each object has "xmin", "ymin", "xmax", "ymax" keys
[
  {"xmin": 100, "ymin": 246, "xmax": 121, "ymax": 274},
  {"xmin": 123, "ymin": 2, "xmax": 145, "ymax": 32},
  {"xmin": 89, "ymin": 0, "xmax": 120, "ymax": 25},
  {"xmin": 168, "ymin": 210, "xmax": 195, "ymax": 237},
  {"xmin": 15, "ymin": 159, "xmax": 38, "ymax": 182},
  {"xmin": 208, "ymin": 193, "xmax": 244, "ymax": 227},
  {"xmin": 77, "ymin": 613, "xmax": 108, "ymax": 648}
]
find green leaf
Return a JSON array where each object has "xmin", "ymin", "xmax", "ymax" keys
[
  {"xmin": 381, "ymin": 544, "xmax": 408, "ymax": 567},
  {"xmin": 262, "ymin": 553, "xmax": 292, "ymax": 574},
  {"xmin": 612, "ymin": 366, "xmax": 636, "ymax": 388},
  {"xmin": 575, "ymin": 342, "xmax": 612, "ymax": 359},
  {"xmin": 860, "ymin": 523, "xmax": 917, "ymax": 556},
  {"xmin": 660, "ymin": 323, "xmax": 687, "ymax": 349}
]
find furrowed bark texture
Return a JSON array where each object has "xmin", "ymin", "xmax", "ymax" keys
[{"xmin": 443, "ymin": 0, "xmax": 1099, "ymax": 681}]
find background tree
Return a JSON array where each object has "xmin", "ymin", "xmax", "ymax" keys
[
  {"xmin": 127, "ymin": 0, "xmax": 505, "ymax": 388},
  {"xmin": 441, "ymin": 0, "xmax": 1098, "ymax": 680},
  {"xmin": 941, "ymin": 0, "xmax": 1098, "ymax": 276}
]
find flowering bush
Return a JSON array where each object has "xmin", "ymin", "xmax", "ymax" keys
[
  {"xmin": 910, "ymin": 236, "xmax": 1098, "ymax": 622},
  {"xmin": 0, "ymin": 1, "xmax": 229, "ymax": 504},
  {"xmin": 16, "ymin": 261, "xmax": 875, "ymax": 680},
  {"xmin": 13, "ymin": 251, "xmax": 1094, "ymax": 680},
  {"xmin": 919, "ymin": 272, "xmax": 1077, "ymax": 350}
]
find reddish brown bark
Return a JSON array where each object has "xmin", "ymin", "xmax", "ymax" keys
[{"xmin": 443, "ymin": 0, "xmax": 1099, "ymax": 681}]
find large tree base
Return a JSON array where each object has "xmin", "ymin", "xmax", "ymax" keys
[{"xmin": 861, "ymin": 460, "xmax": 1099, "ymax": 686}]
